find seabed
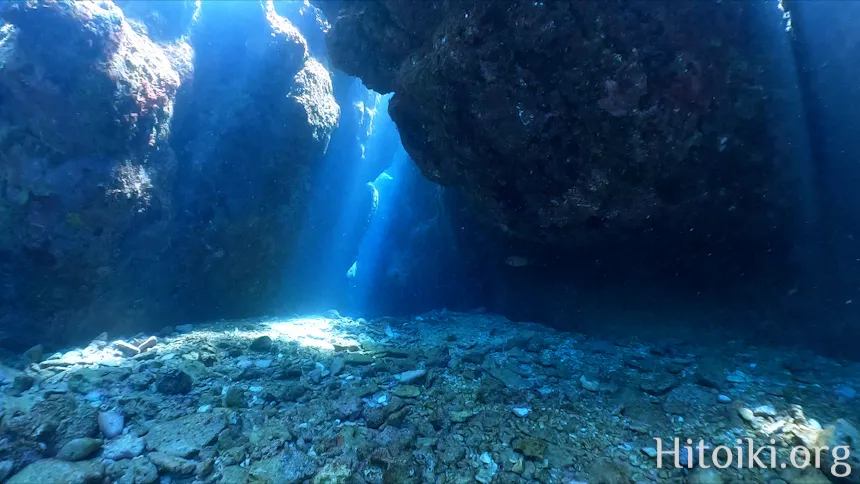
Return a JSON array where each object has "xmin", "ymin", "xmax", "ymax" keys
[{"xmin": 0, "ymin": 311, "xmax": 856, "ymax": 483}]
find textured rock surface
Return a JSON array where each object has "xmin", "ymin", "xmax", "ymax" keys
[
  {"xmin": 0, "ymin": 0, "xmax": 182, "ymax": 347},
  {"xmin": 323, "ymin": 1, "xmax": 800, "ymax": 251},
  {"xmin": 3, "ymin": 311, "xmax": 859, "ymax": 483},
  {"xmin": 0, "ymin": 0, "xmax": 342, "ymax": 347},
  {"xmin": 169, "ymin": 0, "xmax": 339, "ymax": 319}
]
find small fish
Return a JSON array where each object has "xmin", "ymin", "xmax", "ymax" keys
[{"xmin": 505, "ymin": 256, "xmax": 529, "ymax": 267}]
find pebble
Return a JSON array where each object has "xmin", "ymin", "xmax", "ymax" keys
[
  {"xmin": 138, "ymin": 336, "xmax": 157, "ymax": 352},
  {"xmin": 717, "ymin": 394, "xmax": 732, "ymax": 404},
  {"xmin": 579, "ymin": 374, "xmax": 600, "ymax": 392},
  {"xmin": 641, "ymin": 447, "xmax": 658, "ymax": 458},
  {"xmin": 393, "ymin": 385, "xmax": 421, "ymax": 398},
  {"xmin": 98, "ymin": 411, "xmax": 125, "ymax": 438},
  {"xmin": 394, "ymin": 369, "xmax": 426, "ymax": 383},
  {"xmin": 56, "ymin": 438, "xmax": 102, "ymax": 461},
  {"xmin": 307, "ymin": 368, "xmax": 323, "ymax": 384},
  {"xmin": 249, "ymin": 335, "xmax": 273, "ymax": 352},
  {"xmin": 223, "ymin": 385, "xmax": 247, "ymax": 408},
  {"xmin": 113, "ymin": 340, "xmax": 140, "ymax": 357},
  {"xmin": 512, "ymin": 407, "xmax": 530, "ymax": 418},
  {"xmin": 156, "ymin": 369, "xmax": 193, "ymax": 395},
  {"xmin": 254, "ymin": 359, "xmax": 272, "ymax": 368},
  {"xmin": 726, "ymin": 371, "xmax": 749, "ymax": 383},
  {"xmin": 738, "ymin": 407, "xmax": 756, "ymax": 424},
  {"xmin": 450, "ymin": 410, "xmax": 474, "ymax": 423},
  {"xmin": 103, "ymin": 434, "xmax": 145, "ymax": 460},
  {"xmin": 174, "ymin": 324, "xmax": 194, "ymax": 333},
  {"xmin": 753, "ymin": 404, "xmax": 777, "ymax": 417},
  {"xmin": 330, "ymin": 357, "xmax": 345, "ymax": 376},
  {"xmin": 12, "ymin": 374, "xmax": 34, "ymax": 393}
]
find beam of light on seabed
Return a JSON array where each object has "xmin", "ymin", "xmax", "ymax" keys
[{"xmin": 265, "ymin": 316, "xmax": 361, "ymax": 351}]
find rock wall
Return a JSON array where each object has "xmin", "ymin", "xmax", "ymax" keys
[
  {"xmin": 322, "ymin": 0, "xmax": 804, "ymax": 258},
  {"xmin": 0, "ymin": 0, "xmax": 182, "ymax": 347},
  {"xmin": 168, "ymin": 0, "xmax": 339, "ymax": 320},
  {"xmin": 0, "ymin": 0, "xmax": 345, "ymax": 349}
]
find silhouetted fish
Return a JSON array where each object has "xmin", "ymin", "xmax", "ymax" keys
[{"xmin": 505, "ymin": 256, "xmax": 529, "ymax": 267}]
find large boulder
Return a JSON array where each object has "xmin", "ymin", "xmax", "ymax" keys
[
  {"xmin": 168, "ymin": 0, "xmax": 339, "ymax": 318},
  {"xmin": 0, "ymin": 0, "xmax": 182, "ymax": 348},
  {"xmin": 322, "ymin": 1, "xmax": 802, "ymax": 254}
]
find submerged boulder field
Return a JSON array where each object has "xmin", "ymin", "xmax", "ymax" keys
[
  {"xmin": 321, "ymin": 1, "xmax": 802, "ymax": 252},
  {"xmin": 1, "ymin": 311, "xmax": 858, "ymax": 483}
]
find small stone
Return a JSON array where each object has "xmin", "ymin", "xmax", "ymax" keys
[
  {"xmin": 312, "ymin": 461, "xmax": 351, "ymax": 484},
  {"xmin": 307, "ymin": 368, "xmax": 323, "ymax": 384},
  {"xmin": 392, "ymin": 385, "xmax": 421, "ymax": 398},
  {"xmin": 12, "ymin": 374, "xmax": 35, "ymax": 393},
  {"xmin": 334, "ymin": 397, "xmax": 362, "ymax": 421},
  {"xmin": 23, "ymin": 344, "xmax": 44, "ymax": 364},
  {"xmin": 511, "ymin": 457, "xmax": 524, "ymax": 474},
  {"xmin": 156, "ymin": 369, "xmax": 193, "ymax": 395},
  {"xmin": 717, "ymin": 394, "xmax": 732, "ymax": 404},
  {"xmin": 449, "ymin": 410, "xmax": 474, "ymax": 423},
  {"xmin": 512, "ymin": 407, "xmax": 530, "ymax": 418},
  {"xmin": 363, "ymin": 407, "xmax": 386, "ymax": 429},
  {"xmin": 249, "ymin": 335, "xmax": 273, "ymax": 352},
  {"xmin": 98, "ymin": 411, "xmax": 125, "ymax": 438},
  {"xmin": 103, "ymin": 434, "xmax": 145, "ymax": 460},
  {"xmin": 344, "ymin": 353, "xmax": 374, "ymax": 365},
  {"xmin": 513, "ymin": 438, "xmax": 548, "ymax": 460},
  {"xmin": 113, "ymin": 340, "xmax": 140, "ymax": 357},
  {"xmin": 753, "ymin": 404, "xmax": 777, "ymax": 417},
  {"xmin": 254, "ymin": 359, "xmax": 272, "ymax": 369},
  {"xmin": 726, "ymin": 370, "xmax": 749, "ymax": 384},
  {"xmin": 147, "ymin": 452, "xmax": 196, "ymax": 475},
  {"xmin": 394, "ymin": 369, "xmax": 426, "ymax": 383},
  {"xmin": 7, "ymin": 459, "xmax": 103, "ymax": 484},
  {"xmin": 144, "ymin": 413, "xmax": 227, "ymax": 458},
  {"xmin": 487, "ymin": 365, "xmax": 533, "ymax": 390},
  {"xmin": 641, "ymin": 447, "xmax": 658, "ymax": 458},
  {"xmin": 330, "ymin": 357, "xmax": 345, "ymax": 376},
  {"xmin": 128, "ymin": 456, "xmax": 158, "ymax": 484},
  {"xmin": 137, "ymin": 336, "xmax": 157, "ymax": 352},
  {"xmin": 223, "ymin": 385, "xmax": 247, "ymax": 408},
  {"xmin": 56, "ymin": 438, "xmax": 102, "ymax": 461},
  {"xmin": 198, "ymin": 404, "xmax": 212, "ymax": 413},
  {"xmin": 638, "ymin": 372, "xmax": 679, "ymax": 396},
  {"xmin": 175, "ymin": 324, "xmax": 194, "ymax": 333},
  {"xmin": 738, "ymin": 407, "xmax": 756, "ymax": 424},
  {"xmin": 579, "ymin": 374, "xmax": 600, "ymax": 392}
]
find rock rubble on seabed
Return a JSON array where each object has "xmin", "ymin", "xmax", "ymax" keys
[{"xmin": 0, "ymin": 311, "xmax": 857, "ymax": 484}]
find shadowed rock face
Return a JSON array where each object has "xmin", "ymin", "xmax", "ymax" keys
[
  {"xmin": 168, "ymin": 0, "xmax": 340, "ymax": 319},
  {"xmin": 322, "ymin": 0, "xmax": 800, "ymax": 252},
  {"xmin": 0, "ymin": 0, "xmax": 341, "ymax": 347},
  {"xmin": 0, "ymin": 0, "xmax": 182, "ymax": 344}
]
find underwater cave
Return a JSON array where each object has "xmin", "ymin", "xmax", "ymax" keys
[{"xmin": 0, "ymin": 0, "xmax": 858, "ymax": 482}]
